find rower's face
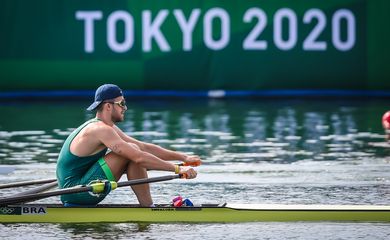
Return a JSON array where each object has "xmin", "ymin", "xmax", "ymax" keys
[{"xmin": 111, "ymin": 96, "xmax": 127, "ymax": 122}]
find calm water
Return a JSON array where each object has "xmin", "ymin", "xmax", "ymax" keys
[{"xmin": 0, "ymin": 99, "xmax": 389, "ymax": 239}]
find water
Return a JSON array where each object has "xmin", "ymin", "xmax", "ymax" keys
[
  {"xmin": 1, "ymin": 222, "xmax": 389, "ymax": 240},
  {"xmin": 0, "ymin": 99, "xmax": 390, "ymax": 239}
]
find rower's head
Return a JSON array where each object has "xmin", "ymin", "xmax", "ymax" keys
[
  {"xmin": 383, "ymin": 111, "xmax": 390, "ymax": 130},
  {"xmin": 87, "ymin": 84, "xmax": 127, "ymax": 122}
]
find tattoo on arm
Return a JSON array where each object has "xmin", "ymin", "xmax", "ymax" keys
[{"xmin": 112, "ymin": 144, "xmax": 122, "ymax": 154}]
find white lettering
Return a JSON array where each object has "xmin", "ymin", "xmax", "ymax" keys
[
  {"xmin": 75, "ymin": 8, "xmax": 356, "ymax": 53},
  {"xmin": 75, "ymin": 11, "xmax": 103, "ymax": 53},
  {"xmin": 142, "ymin": 10, "xmax": 171, "ymax": 52},
  {"xmin": 303, "ymin": 9, "xmax": 327, "ymax": 51},
  {"xmin": 203, "ymin": 8, "xmax": 230, "ymax": 50},
  {"xmin": 173, "ymin": 9, "xmax": 201, "ymax": 51},
  {"xmin": 107, "ymin": 11, "xmax": 134, "ymax": 53},
  {"xmin": 332, "ymin": 9, "xmax": 355, "ymax": 51},
  {"xmin": 243, "ymin": 8, "xmax": 268, "ymax": 50},
  {"xmin": 274, "ymin": 8, "xmax": 297, "ymax": 50}
]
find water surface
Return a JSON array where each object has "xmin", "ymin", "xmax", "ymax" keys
[{"xmin": 0, "ymin": 99, "xmax": 389, "ymax": 239}]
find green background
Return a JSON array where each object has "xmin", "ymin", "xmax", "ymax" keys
[{"xmin": 0, "ymin": 0, "xmax": 389, "ymax": 92}]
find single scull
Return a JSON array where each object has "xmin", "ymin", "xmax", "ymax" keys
[{"xmin": 1, "ymin": 203, "xmax": 389, "ymax": 223}]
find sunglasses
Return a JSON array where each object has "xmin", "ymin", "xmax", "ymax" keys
[{"xmin": 105, "ymin": 100, "xmax": 127, "ymax": 108}]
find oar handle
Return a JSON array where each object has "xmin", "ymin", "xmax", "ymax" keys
[{"xmin": 178, "ymin": 161, "xmax": 201, "ymax": 167}]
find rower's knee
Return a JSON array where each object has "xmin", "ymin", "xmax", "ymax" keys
[
  {"xmin": 127, "ymin": 159, "xmax": 145, "ymax": 171},
  {"xmin": 126, "ymin": 142, "xmax": 141, "ymax": 151},
  {"xmin": 105, "ymin": 143, "xmax": 143, "ymax": 167}
]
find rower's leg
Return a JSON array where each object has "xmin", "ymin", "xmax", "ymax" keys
[
  {"xmin": 126, "ymin": 161, "xmax": 153, "ymax": 207},
  {"xmin": 103, "ymin": 151, "xmax": 153, "ymax": 207}
]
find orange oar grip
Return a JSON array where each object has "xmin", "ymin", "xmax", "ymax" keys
[{"xmin": 180, "ymin": 161, "xmax": 201, "ymax": 167}]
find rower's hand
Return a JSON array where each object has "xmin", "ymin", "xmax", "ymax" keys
[
  {"xmin": 183, "ymin": 155, "xmax": 202, "ymax": 167},
  {"xmin": 179, "ymin": 166, "xmax": 197, "ymax": 179}
]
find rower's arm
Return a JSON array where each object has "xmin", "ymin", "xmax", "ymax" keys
[
  {"xmin": 99, "ymin": 126, "xmax": 176, "ymax": 172},
  {"xmin": 112, "ymin": 125, "xmax": 147, "ymax": 149},
  {"xmin": 141, "ymin": 142, "xmax": 202, "ymax": 166},
  {"xmin": 113, "ymin": 125, "xmax": 202, "ymax": 165}
]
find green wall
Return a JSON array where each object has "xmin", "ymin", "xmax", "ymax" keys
[{"xmin": 0, "ymin": 0, "xmax": 389, "ymax": 92}]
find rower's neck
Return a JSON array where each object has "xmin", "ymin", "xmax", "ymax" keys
[{"xmin": 95, "ymin": 113, "xmax": 114, "ymax": 126}]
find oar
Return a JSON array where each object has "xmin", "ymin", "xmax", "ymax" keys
[
  {"xmin": 11, "ymin": 181, "xmax": 58, "ymax": 197},
  {"xmin": 0, "ymin": 174, "xmax": 183, "ymax": 206},
  {"xmin": 0, "ymin": 178, "xmax": 57, "ymax": 189}
]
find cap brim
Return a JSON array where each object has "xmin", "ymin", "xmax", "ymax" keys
[{"xmin": 86, "ymin": 101, "xmax": 102, "ymax": 111}]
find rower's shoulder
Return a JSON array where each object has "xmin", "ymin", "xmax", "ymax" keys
[{"xmin": 86, "ymin": 120, "xmax": 115, "ymax": 133}]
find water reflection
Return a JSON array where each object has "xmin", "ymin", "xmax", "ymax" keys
[
  {"xmin": 58, "ymin": 223, "xmax": 151, "ymax": 239},
  {"xmin": 0, "ymin": 99, "xmax": 389, "ymax": 206},
  {"xmin": 0, "ymin": 99, "xmax": 389, "ymax": 165},
  {"xmin": 0, "ymin": 99, "xmax": 389, "ymax": 239},
  {"xmin": 2, "ymin": 222, "xmax": 389, "ymax": 240}
]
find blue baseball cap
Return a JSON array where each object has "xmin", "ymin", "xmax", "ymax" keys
[{"xmin": 87, "ymin": 84, "xmax": 123, "ymax": 111}]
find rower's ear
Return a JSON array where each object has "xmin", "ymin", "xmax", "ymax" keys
[
  {"xmin": 96, "ymin": 102, "xmax": 108, "ymax": 112},
  {"xmin": 103, "ymin": 102, "xmax": 112, "ymax": 111}
]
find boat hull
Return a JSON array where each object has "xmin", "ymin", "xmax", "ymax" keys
[{"xmin": 1, "ymin": 204, "xmax": 389, "ymax": 223}]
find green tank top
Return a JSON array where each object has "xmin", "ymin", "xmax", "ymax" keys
[{"xmin": 56, "ymin": 118, "xmax": 107, "ymax": 188}]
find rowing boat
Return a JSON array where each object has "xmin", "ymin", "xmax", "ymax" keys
[
  {"xmin": 1, "ymin": 203, "xmax": 389, "ymax": 223},
  {"xmin": 1, "ymin": 175, "xmax": 389, "ymax": 223}
]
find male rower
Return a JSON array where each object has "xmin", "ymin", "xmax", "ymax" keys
[{"xmin": 56, "ymin": 84, "xmax": 201, "ymax": 207}]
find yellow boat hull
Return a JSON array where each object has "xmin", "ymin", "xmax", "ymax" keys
[{"xmin": 1, "ymin": 204, "xmax": 389, "ymax": 223}]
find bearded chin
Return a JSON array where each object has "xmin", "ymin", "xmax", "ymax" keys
[{"xmin": 111, "ymin": 113, "xmax": 124, "ymax": 123}]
